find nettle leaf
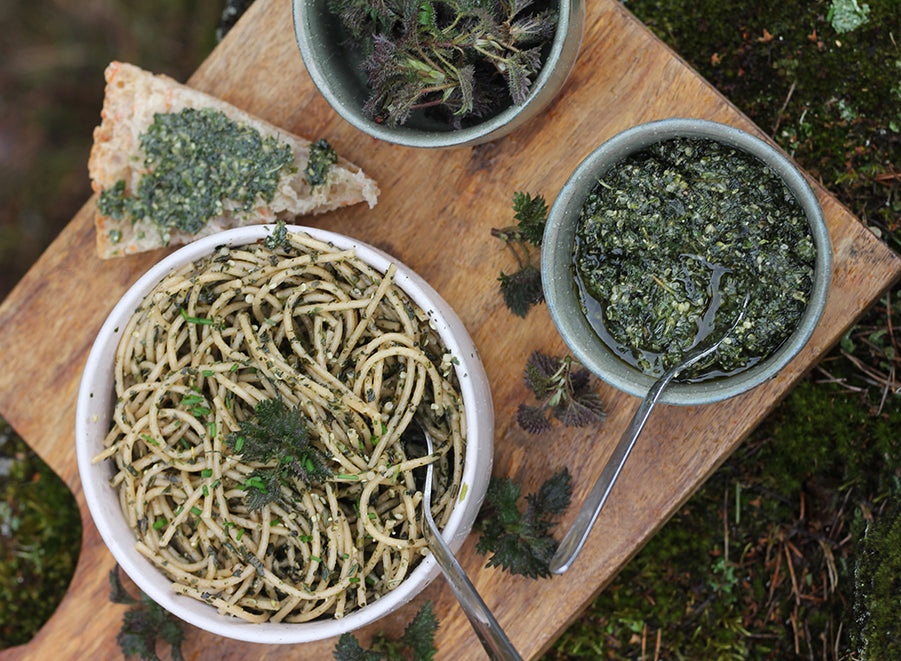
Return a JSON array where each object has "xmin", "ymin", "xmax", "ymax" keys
[
  {"xmin": 528, "ymin": 467, "xmax": 573, "ymax": 521},
  {"xmin": 475, "ymin": 469, "xmax": 573, "ymax": 578},
  {"xmin": 418, "ymin": 0, "xmax": 437, "ymax": 29},
  {"xmin": 512, "ymin": 191, "xmax": 549, "ymax": 246},
  {"xmin": 243, "ymin": 470, "xmax": 282, "ymax": 511},
  {"xmin": 333, "ymin": 601, "xmax": 438, "ymax": 661},
  {"xmin": 333, "ymin": 633, "xmax": 384, "ymax": 661},
  {"xmin": 109, "ymin": 566, "xmax": 138, "ymax": 605},
  {"xmin": 226, "ymin": 399, "xmax": 332, "ymax": 511},
  {"xmin": 510, "ymin": 9, "xmax": 559, "ymax": 44},
  {"xmin": 455, "ymin": 64, "xmax": 476, "ymax": 116},
  {"xmin": 499, "ymin": 264, "xmax": 543, "ymax": 318},
  {"xmin": 503, "ymin": 54, "xmax": 533, "ymax": 105},
  {"xmin": 401, "ymin": 600, "xmax": 439, "ymax": 660},
  {"xmin": 523, "ymin": 350, "xmax": 561, "ymax": 397},
  {"xmin": 518, "ymin": 351, "xmax": 605, "ymax": 433},
  {"xmin": 554, "ymin": 392, "xmax": 606, "ymax": 428},
  {"xmin": 516, "ymin": 403, "xmax": 553, "ymax": 434}
]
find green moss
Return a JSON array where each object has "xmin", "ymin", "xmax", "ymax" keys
[
  {"xmin": 852, "ymin": 495, "xmax": 901, "ymax": 659},
  {"xmin": 742, "ymin": 380, "xmax": 901, "ymax": 500},
  {"xmin": 0, "ymin": 421, "xmax": 82, "ymax": 648}
]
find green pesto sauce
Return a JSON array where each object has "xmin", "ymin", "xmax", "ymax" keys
[
  {"xmin": 97, "ymin": 108, "xmax": 295, "ymax": 237},
  {"xmin": 304, "ymin": 139, "xmax": 338, "ymax": 187},
  {"xmin": 574, "ymin": 137, "xmax": 816, "ymax": 380}
]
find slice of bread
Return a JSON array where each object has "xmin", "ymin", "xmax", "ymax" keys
[{"xmin": 89, "ymin": 61, "xmax": 379, "ymax": 258}]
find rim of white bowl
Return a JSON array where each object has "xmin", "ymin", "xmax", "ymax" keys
[{"xmin": 75, "ymin": 225, "xmax": 493, "ymax": 643}]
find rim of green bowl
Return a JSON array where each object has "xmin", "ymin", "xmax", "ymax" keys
[{"xmin": 293, "ymin": 0, "xmax": 584, "ymax": 148}]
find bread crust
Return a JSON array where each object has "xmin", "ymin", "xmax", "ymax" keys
[{"xmin": 89, "ymin": 61, "xmax": 379, "ymax": 258}]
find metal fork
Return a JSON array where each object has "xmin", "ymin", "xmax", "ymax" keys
[{"xmin": 414, "ymin": 418, "xmax": 523, "ymax": 661}]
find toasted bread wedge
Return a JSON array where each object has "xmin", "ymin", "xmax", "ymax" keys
[{"xmin": 89, "ymin": 61, "xmax": 379, "ymax": 258}]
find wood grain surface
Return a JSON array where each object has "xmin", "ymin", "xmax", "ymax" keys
[{"xmin": 1, "ymin": 0, "xmax": 899, "ymax": 659}]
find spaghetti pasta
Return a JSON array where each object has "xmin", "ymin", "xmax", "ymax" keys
[{"xmin": 93, "ymin": 229, "xmax": 467, "ymax": 623}]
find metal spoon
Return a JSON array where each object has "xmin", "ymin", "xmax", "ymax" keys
[
  {"xmin": 413, "ymin": 418, "xmax": 524, "ymax": 661},
  {"xmin": 549, "ymin": 295, "xmax": 750, "ymax": 574}
]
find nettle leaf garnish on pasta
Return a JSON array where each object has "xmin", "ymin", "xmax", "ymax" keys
[{"xmin": 225, "ymin": 398, "xmax": 333, "ymax": 512}]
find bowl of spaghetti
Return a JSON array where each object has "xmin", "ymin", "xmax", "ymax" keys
[{"xmin": 76, "ymin": 224, "xmax": 493, "ymax": 643}]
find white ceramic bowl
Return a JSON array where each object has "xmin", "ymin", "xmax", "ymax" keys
[{"xmin": 75, "ymin": 225, "xmax": 494, "ymax": 643}]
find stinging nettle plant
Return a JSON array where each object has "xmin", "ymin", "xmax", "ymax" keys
[{"xmin": 327, "ymin": 0, "xmax": 560, "ymax": 127}]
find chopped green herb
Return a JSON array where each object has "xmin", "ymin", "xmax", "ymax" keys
[
  {"xmin": 304, "ymin": 139, "xmax": 337, "ymax": 187},
  {"xmin": 264, "ymin": 219, "xmax": 289, "ymax": 250},
  {"xmin": 179, "ymin": 308, "xmax": 213, "ymax": 326},
  {"xmin": 97, "ymin": 108, "xmax": 294, "ymax": 239},
  {"xmin": 574, "ymin": 137, "xmax": 815, "ymax": 379}
]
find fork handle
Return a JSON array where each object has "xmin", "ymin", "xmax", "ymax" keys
[{"xmin": 426, "ymin": 527, "xmax": 523, "ymax": 661}]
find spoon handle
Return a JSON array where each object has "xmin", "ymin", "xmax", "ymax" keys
[
  {"xmin": 549, "ymin": 293, "xmax": 748, "ymax": 575},
  {"xmin": 424, "ymin": 525, "xmax": 523, "ymax": 661},
  {"xmin": 548, "ymin": 372, "xmax": 675, "ymax": 575}
]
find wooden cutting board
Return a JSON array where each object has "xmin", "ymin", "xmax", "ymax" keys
[{"xmin": 1, "ymin": 0, "xmax": 899, "ymax": 659}]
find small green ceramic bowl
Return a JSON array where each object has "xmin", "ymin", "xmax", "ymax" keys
[
  {"xmin": 541, "ymin": 118, "xmax": 832, "ymax": 405},
  {"xmin": 293, "ymin": 0, "xmax": 585, "ymax": 148}
]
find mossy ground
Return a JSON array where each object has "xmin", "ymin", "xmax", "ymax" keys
[
  {"xmin": 0, "ymin": 420, "xmax": 81, "ymax": 647},
  {"xmin": 1, "ymin": 0, "xmax": 899, "ymax": 657}
]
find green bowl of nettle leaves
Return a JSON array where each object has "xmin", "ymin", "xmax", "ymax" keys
[
  {"xmin": 293, "ymin": 0, "xmax": 585, "ymax": 148},
  {"xmin": 542, "ymin": 118, "xmax": 832, "ymax": 406}
]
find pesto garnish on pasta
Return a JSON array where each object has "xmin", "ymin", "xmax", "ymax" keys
[{"xmin": 92, "ymin": 229, "xmax": 466, "ymax": 623}]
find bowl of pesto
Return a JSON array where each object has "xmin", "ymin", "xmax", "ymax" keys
[
  {"xmin": 542, "ymin": 118, "xmax": 831, "ymax": 405},
  {"xmin": 292, "ymin": 0, "xmax": 585, "ymax": 148}
]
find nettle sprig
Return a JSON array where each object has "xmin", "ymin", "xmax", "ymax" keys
[
  {"xmin": 225, "ymin": 398, "xmax": 332, "ymax": 511},
  {"xmin": 329, "ymin": 0, "xmax": 559, "ymax": 127},
  {"xmin": 492, "ymin": 191, "xmax": 549, "ymax": 317},
  {"xmin": 475, "ymin": 468, "xmax": 572, "ymax": 578},
  {"xmin": 333, "ymin": 601, "xmax": 439, "ymax": 660},
  {"xmin": 517, "ymin": 351, "xmax": 605, "ymax": 433},
  {"xmin": 109, "ymin": 566, "xmax": 185, "ymax": 661}
]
